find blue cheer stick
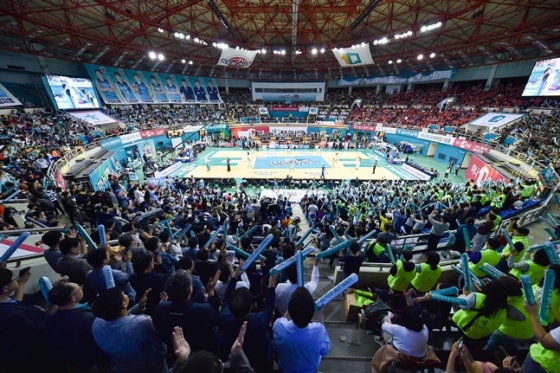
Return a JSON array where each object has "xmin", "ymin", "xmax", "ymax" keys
[
  {"xmin": 502, "ymin": 228, "xmax": 516, "ymax": 253},
  {"xmin": 544, "ymin": 227, "xmax": 558, "ymax": 239},
  {"xmin": 462, "ymin": 253, "xmax": 473, "ymax": 292},
  {"xmin": 547, "ymin": 213, "xmax": 558, "ymax": 225},
  {"xmin": 431, "ymin": 286, "xmax": 459, "ymax": 296},
  {"xmin": 203, "ymin": 227, "xmax": 222, "ymax": 249},
  {"xmin": 315, "ymin": 273, "xmax": 358, "ymax": 310},
  {"xmin": 544, "ymin": 243, "xmax": 560, "ymax": 265},
  {"xmin": 357, "ymin": 229, "xmax": 377, "ymax": 245},
  {"xmin": 76, "ymin": 225, "xmax": 97, "ymax": 251},
  {"xmin": 189, "ymin": 230, "xmax": 196, "ymax": 238},
  {"xmin": 329, "ymin": 225, "xmax": 343, "ymax": 244},
  {"xmin": 241, "ymin": 234, "xmax": 273, "ymax": 271},
  {"xmin": 429, "ymin": 292, "xmax": 469, "ymax": 306},
  {"xmin": 521, "ymin": 275, "xmax": 535, "ymax": 306},
  {"xmin": 539, "ymin": 269, "xmax": 556, "ymax": 326},
  {"xmin": 479, "ymin": 263, "xmax": 508, "ymax": 279},
  {"xmin": 296, "ymin": 228, "xmax": 315, "ymax": 247},
  {"xmin": 39, "ymin": 276, "xmax": 52, "ymax": 307},
  {"xmin": 269, "ymin": 247, "xmax": 315, "ymax": 275},
  {"xmin": 103, "ymin": 265, "xmax": 115, "ymax": 289},
  {"xmin": 463, "ymin": 228, "xmax": 472, "ymax": 249},
  {"xmin": 0, "ymin": 232, "xmax": 31, "ymax": 262},
  {"xmin": 223, "ymin": 220, "xmax": 229, "ymax": 237},
  {"xmin": 316, "ymin": 240, "xmax": 352, "ymax": 259},
  {"xmin": 385, "ymin": 244, "xmax": 396, "ymax": 265},
  {"xmin": 296, "ymin": 250, "xmax": 304, "ymax": 288},
  {"xmin": 98, "ymin": 224, "xmax": 107, "ymax": 248},
  {"xmin": 539, "ymin": 216, "xmax": 556, "ymax": 228}
]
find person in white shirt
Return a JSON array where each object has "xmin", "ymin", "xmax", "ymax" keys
[
  {"xmin": 133, "ymin": 187, "xmax": 145, "ymax": 206},
  {"xmin": 307, "ymin": 203, "xmax": 318, "ymax": 220},
  {"xmin": 275, "ymin": 257, "xmax": 320, "ymax": 315},
  {"xmin": 214, "ymin": 263, "xmax": 250, "ymax": 301}
]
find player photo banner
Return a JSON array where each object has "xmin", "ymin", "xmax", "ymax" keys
[
  {"xmin": 0, "ymin": 83, "xmax": 22, "ymax": 107},
  {"xmin": 85, "ymin": 64, "xmax": 222, "ymax": 105},
  {"xmin": 217, "ymin": 48, "xmax": 258, "ymax": 68}
]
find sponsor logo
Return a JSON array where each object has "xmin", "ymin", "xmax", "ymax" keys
[
  {"xmin": 266, "ymin": 158, "xmax": 319, "ymax": 167},
  {"xmin": 340, "ymin": 53, "xmax": 362, "ymax": 65},
  {"xmin": 220, "ymin": 55, "xmax": 252, "ymax": 67},
  {"xmin": 488, "ymin": 115, "xmax": 506, "ymax": 123}
]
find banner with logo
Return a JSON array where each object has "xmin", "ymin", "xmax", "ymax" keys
[
  {"xmin": 453, "ymin": 138, "xmax": 491, "ymax": 155},
  {"xmin": 268, "ymin": 106, "xmax": 301, "ymax": 111},
  {"xmin": 331, "ymin": 45, "xmax": 374, "ymax": 67},
  {"xmin": 466, "ymin": 156, "xmax": 509, "ymax": 185},
  {"xmin": 85, "ymin": 64, "xmax": 222, "ymax": 104},
  {"xmin": 100, "ymin": 137, "xmax": 123, "ymax": 149},
  {"xmin": 261, "ymin": 93, "xmax": 317, "ymax": 102},
  {"xmin": 0, "ymin": 83, "xmax": 22, "ymax": 107},
  {"xmin": 140, "ymin": 128, "xmax": 167, "ymax": 138},
  {"xmin": 258, "ymin": 107, "xmax": 269, "ymax": 115},
  {"xmin": 337, "ymin": 69, "xmax": 456, "ymax": 86},
  {"xmin": 309, "ymin": 107, "xmax": 318, "ymax": 115},
  {"xmin": 68, "ymin": 111, "xmax": 117, "ymax": 125},
  {"xmin": 469, "ymin": 113, "xmax": 526, "ymax": 128},
  {"xmin": 217, "ymin": 49, "xmax": 258, "ymax": 68},
  {"xmin": 396, "ymin": 129, "xmax": 419, "ymax": 137},
  {"xmin": 352, "ymin": 124, "xmax": 378, "ymax": 132},
  {"xmin": 417, "ymin": 132, "xmax": 456, "ymax": 145}
]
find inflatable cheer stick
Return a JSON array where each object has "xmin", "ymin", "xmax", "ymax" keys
[
  {"xmin": 228, "ymin": 245, "xmax": 266, "ymax": 261},
  {"xmin": 358, "ymin": 230, "xmax": 377, "ymax": 245},
  {"xmin": 521, "ymin": 275, "xmax": 535, "ymax": 306},
  {"xmin": 502, "ymin": 228, "xmax": 516, "ymax": 253},
  {"xmin": 296, "ymin": 250, "xmax": 304, "ymax": 288},
  {"xmin": 463, "ymin": 228, "xmax": 472, "ymax": 249},
  {"xmin": 203, "ymin": 227, "xmax": 222, "ymax": 249},
  {"xmin": 329, "ymin": 225, "xmax": 343, "ymax": 244},
  {"xmin": 98, "ymin": 224, "xmax": 107, "ymax": 248},
  {"xmin": 540, "ymin": 216, "xmax": 556, "ymax": 228},
  {"xmin": 190, "ymin": 230, "xmax": 196, "ymax": 238},
  {"xmin": 0, "ymin": 232, "xmax": 31, "ymax": 262},
  {"xmin": 544, "ymin": 243, "xmax": 560, "ymax": 265},
  {"xmin": 223, "ymin": 219, "xmax": 229, "ymax": 237},
  {"xmin": 39, "ymin": 276, "xmax": 53, "ymax": 307},
  {"xmin": 479, "ymin": 263, "xmax": 508, "ymax": 279},
  {"xmin": 461, "ymin": 253, "xmax": 473, "ymax": 292},
  {"xmin": 103, "ymin": 265, "xmax": 115, "ymax": 289},
  {"xmin": 315, "ymin": 273, "xmax": 358, "ymax": 310},
  {"xmin": 429, "ymin": 293, "xmax": 469, "ymax": 307},
  {"xmin": 296, "ymin": 228, "xmax": 315, "ymax": 247},
  {"xmin": 269, "ymin": 246, "xmax": 315, "ymax": 275},
  {"xmin": 431, "ymin": 287, "xmax": 459, "ymax": 296},
  {"xmin": 238, "ymin": 225, "xmax": 258, "ymax": 240},
  {"xmin": 386, "ymin": 244, "xmax": 396, "ymax": 265},
  {"xmin": 316, "ymin": 240, "xmax": 352, "ymax": 259},
  {"xmin": 241, "ymin": 234, "xmax": 273, "ymax": 271},
  {"xmin": 539, "ymin": 269, "xmax": 556, "ymax": 326},
  {"xmin": 76, "ymin": 225, "xmax": 97, "ymax": 251}
]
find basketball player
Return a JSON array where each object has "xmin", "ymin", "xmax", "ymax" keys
[
  {"xmin": 331, "ymin": 152, "xmax": 338, "ymax": 169},
  {"xmin": 206, "ymin": 158, "xmax": 210, "ymax": 172},
  {"xmin": 246, "ymin": 152, "xmax": 253, "ymax": 168},
  {"xmin": 289, "ymin": 158, "xmax": 295, "ymax": 173},
  {"xmin": 355, "ymin": 157, "xmax": 360, "ymax": 170}
]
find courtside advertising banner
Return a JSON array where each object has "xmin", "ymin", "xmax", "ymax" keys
[
  {"xmin": 466, "ymin": 156, "xmax": 509, "ymax": 185},
  {"xmin": 0, "ymin": 83, "xmax": 22, "ymax": 107},
  {"xmin": 331, "ymin": 45, "xmax": 374, "ymax": 67},
  {"xmin": 85, "ymin": 64, "xmax": 222, "ymax": 104},
  {"xmin": 469, "ymin": 113, "xmax": 525, "ymax": 128},
  {"xmin": 217, "ymin": 48, "xmax": 258, "ymax": 68}
]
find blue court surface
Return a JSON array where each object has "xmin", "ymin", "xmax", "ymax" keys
[{"xmin": 254, "ymin": 155, "xmax": 330, "ymax": 169}]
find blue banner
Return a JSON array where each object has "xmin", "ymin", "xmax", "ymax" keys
[
  {"xmin": 100, "ymin": 137, "xmax": 123, "ymax": 150},
  {"xmin": 89, "ymin": 158, "xmax": 118, "ymax": 191}
]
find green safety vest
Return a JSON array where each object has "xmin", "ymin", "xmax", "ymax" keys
[
  {"xmin": 452, "ymin": 293, "xmax": 507, "ymax": 339},
  {"xmin": 498, "ymin": 295, "xmax": 534, "ymax": 340},
  {"xmin": 530, "ymin": 342, "xmax": 560, "ymax": 373},
  {"xmin": 501, "ymin": 236, "xmax": 528, "ymax": 262},
  {"xmin": 521, "ymin": 185, "xmax": 535, "ymax": 198},
  {"xmin": 470, "ymin": 249, "xmax": 501, "ymax": 278},
  {"xmin": 387, "ymin": 260, "xmax": 416, "ymax": 292},
  {"xmin": 411, "ymin": 263, "xmax": 441, "ymax": 293},
  {"xmin": 491, "ymin": 215, "xmax": 502, "ymax": 232},
  {"xmin": 510, "ymin": 260, "xmax": 546, "ymax": 286},
  {"xmin": 366, "ymin": 242, "xmax": 385, "ymax": 262}
]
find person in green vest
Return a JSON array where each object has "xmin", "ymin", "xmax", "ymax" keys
[
  {"xmin": 521, "ymin": 299, "xmax": 560, "ymax": 373},
  {"xmin": 365, "ymin": 239, "xmax": 389, "ymax": 263},
  {"xmin": 485, "ymin": 276, "xmax": 535, "ymax": 353},
  {"xmin": 489, "ymin": 208, "xmax": 502, "ymax": 233},
  {"xmin": 451, "ymin": 279, "xmax": 509, "ymax": 348},
  {"xmin": 468, "ymin": 238, "xmax": 502, "ymax": 279},
  {"xmin": 509, "ymin": 247, "xmax": 551, "ymax": 285},
  {"xmin": 411, "ymin": 251, "xmax": 441, "ymax": 293},
  {"xmin": 500, "ymin": 225, "xmax": 530, "ymax": 262},
  {"xmin": 520, "ymin": 181, "xmax": 536, "ymax": 199},
  {"xmin": 387, "ymin": 250, "xmax": 415, "ymax": 293},
  {"xmin": 533, "ymin": 264, "xmax": 560, "ymax": 325}
]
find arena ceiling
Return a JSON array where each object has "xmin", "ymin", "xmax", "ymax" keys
[{"xmin": 0, "ymin": 0, "xmax": 559, "ymax": 79}]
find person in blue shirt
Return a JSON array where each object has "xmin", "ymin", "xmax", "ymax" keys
[
  {"xmin": 165, "ymin": 77, "xmax": 182, "ymax": 103},
  {"xmin": 150, "ymin": 75, "xmax": 168, "ymax": 102},
  {"xmin": 194, "ymin": 79, "xmax": 208, "ymax": 101},
  {"xmin": 175, "ymin": 256, "xmax": 207, "ymax": 303},
  {"xmin": 144, "ymin": 236, "xmax": 178, "ymax": 275},
  {"xmin": 42, "ymin": 230, "xmax": 64, "ymax": 272},
  {"xmin": 206, "ymin": 80, "xmax": 220, "ymax": 101},
  {"xmin": 180, "ymin": 78, "xmax": 195, "ymax": 101},
  {"xmin": 94, "ymin": 69, "xmax": 121, "ymax": 103},
  {"xmin": 114, "ymin": 72, "xmax": 138, "ymax": 103},
  {"xmin": 452, "ymin": 217, "xmax": 477, "ymax": 254},
  {"xmin": 273, "ymin": 287, "xmax": 330, "ymax": 373},
  {"xmin": 132, "ymin": 74, "xmax": 153, "ymax": 103},
  {"xmin": 182, "ymin": 236, "xmax": 200, "ymax": 261},
  {"xmin": 85, "ymin": 249, "xmax": 136, "ymax": 300}
]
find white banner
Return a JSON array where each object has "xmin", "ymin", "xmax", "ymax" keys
[
  {"xmin": 469, "ymin": 113, "xmax": 526, "ymax": 128},
  {"xmin": 217, "ymin": 49, "xmax": 258, "ymax": 68},
  {"xmin": 401, "ymin": 163, "xmax": 432, "ymax": 181},
  {"xmin": 258, "ymin": 107, "xmax": 269, "ymax": 115},
  {"xmin": 269, "ymin": 126, "xmax": 308, "ymax": 134},
  {"xmin": 120, "ymin": 132, "xmax": 142, "ymax": 144},
  {"xmin": 331, "ymin": 45, "xmax": 374, "ymax": 67},
  {"xmin": 69, "ymin": 111, "xmax": 117, "ymax": 125},
  {"xmin": 417, "ymin": 132, "xmax": 456, "ymax": 145},
  {"xmin": 0, "ymin": 83, "xmax": 22, "ymax": 107},
  {"xmin": 337, "ymin": 70, "xmax": 455, "ymax": 86},
  {"xmin": 154, "ymin": 162, "xmax": 183, "ymax": 178},
  {"xmin": 309, "ymin": 107, "xmax": 318, "ymax": 115}
]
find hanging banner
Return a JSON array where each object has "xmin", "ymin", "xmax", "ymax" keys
[
  {"xmin": 140, "ymin": 129, "xmax": 167, "ymax": 138},
  {"xmin": 466, "ymin": 156, "xmax": 509, "ymax": 185},
  {"xmin": 309, "ymin": 108, "xmax": 318, "ymax": 115},
  {"xmin": 0, "ymin": 83, "xmax": 22, "ymax": 107},
  {"xmin": 217, "ymin": 48, "xmax": 258, "ymax": 68},
  {"xmin": 338, "ymin": 69, "xmax": 456, "ymax": 86},
  {"xmin": 68, "ymin": 111, "xmax": 117, "ymax": 125},
  {"xmin": 469, "ymin": 113, "xmax": 526, "ymax": 128},
  {"xmin": 258, "ymin": 107, "xmax": 269, "ymax": 115},
  {"xmin": 331, "ymin": 45, "xmax": 374, "ymax": 67}
]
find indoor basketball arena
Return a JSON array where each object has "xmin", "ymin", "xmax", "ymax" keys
[{"xmin": 0, "ymin": 1, "xmax": 560, "ymax": 373}]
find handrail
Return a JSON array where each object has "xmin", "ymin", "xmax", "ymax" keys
[{"xmin": 3, "ymin": 227, "xmax": 63, "ymax": 234}]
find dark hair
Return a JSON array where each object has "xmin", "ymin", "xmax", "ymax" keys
[
  {"xmin": 165, "ymin": 271, "xmax": 192, "ymax": 305},
  {"xmin": 42, "ymin": 231, "xmax": 63, "ymax": 247},
  {"xmin": 533, "ymin": 249, "xmax": 551, "ymax": 267},
  {"xmin": 219, "ymin": 264, "xmax": 231, "ymax": 282},
  {"xmin": 515, "ymin": 226, "xmax": 529, "ymax": 236},
  {"xmin": 486, "ymin": 238, "xmax": 501, "ymax": 250},
  {"xmin": 499, "ymin": 275, "xmax": 523, "ymax": 297},
  {"xmin": 122, "ymin": 223, "xmax": 134, "ymax": 233},
  {"xmin": 144, "ymin": 237, "xmax": 159, "ymax": 252},
  {"xmin": 197, "ymin": 248, "xmax": 210, "ymax": 262},
  {"xmin": 240, "ymin": 236, "xmax": 252, "ymax": 250},
  {"xmin": 285, "ymin": 263, "xmax": 297, "ymax": 284},
  {"xmin": 91, "ymin": 288, "xmax": 125, "ymax": 321},
  {"xmin": 133, "ymin": 254, "xmax": 153, "ymax": 274},
  {"xmin": 118, "ymin": 233, "xmax": 134, "ymax": 248},
  {"xmin": 175, "ymin": 256, "xmax": 194, "ymax": 271},
  {"xmin": 48, "ymin": 282, "xmax": 76, "ymax": 307},
  {"xmin": 426, "ymin": 251, "xmax": 440, "ymax": 270},
  {"xmin": 188, "ymin": 236, "xmax": 198, "ymax": 249},
  {"xmin": 288, "ymin": 287, "xmax": 315, "ymax": 328},
  {"xmin": 465, "ymin": 217, "xmax": 475, "ymax": 225},
  {"xmin": 402, "ymin": 250, "xmax": 413, "ymax": 261},
  {"xmin": 403, "ymin": 306, "xmax": 424, "ymax": 332},
  {"xmin": 158, "ymin": 231, "xmax": 170, "ymax": 243},
  {"xmin": 512, "ymin": 242, "xmax": 525, "ymax": 253},
  {"xmin": 229, "ymin": 287, "xmax": 253, "ymax": 319},
  {"xmin": 479, "ymin": 279, "xmax": 509, "ymax": 318},
  {"xmin": 60, "ymin": 238, "xmax": 80, "ymax": 255},
  {"xmin": 349, "ymin": 240, "xmax": 360, "ymax": 254},
  {"xmin": 172, "ymin": 351, "xmax": 223, "ymax": 373},
  {"xmin": 86, "ymin": 249, "xmax": 108, "ymax": 268}
]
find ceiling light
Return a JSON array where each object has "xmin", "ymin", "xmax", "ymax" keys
[
  {"xmin": 417, "ymin": 54, "xmax": 423, "ymax": 60},
  {"xmin": 361, "ymin": 42, "xmax": 366, "ymax": 47},
  {"xmin": 396, "ymin": 59, "xmax": 402, "ymax": 63},
  {"xmin": 158, "ymin": 53, "xmax": 165, "ymax": 61},
  {"xmin": 186, "ymin": 35, "xmax": 190, "ymax": 39},
  {"xmin": 373, "ymin": 37, "xmax": 389, "ymax": 45},
  {"xmin": 420, "ymin": 22, "xmax": 442, "ymax": 33},
  {"xmin": 430, "ymin": 52, "xmax": 436, "ymax": 58},
  {"xmin": 388, "ymin": 60, "xmax": 393, "ymax": 64},
  {"xmin": 181, "ymin": 59, "xmax": 186, "ymax": 63},
  {"xmin": 281, "ymin": 50, "xmax": 286, "ymax": 55},
  {"xmin": 261, "ymin": 48, "xmax": 266, "ymax": 54},
  {"xmin": 188, "ymin": 60, "xmax": 193, "ymax": 64},
  {"xmin": 158, "ymin": 28, "xmax": 164, "ymax": 33},
  {"xmin": 148, "ymin": 51, "xmax": 156, "ymax": 59},
  {"xmin": 174, "ymin": 32, "xmax": 180, "ymax": 37},
  {"xmin": 320, "ymin": 48, "xmax": 325, "ymax": 53},
  {"xmin": 311, "ymin": 48, "xmax": 318, "ymax": 55}
]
